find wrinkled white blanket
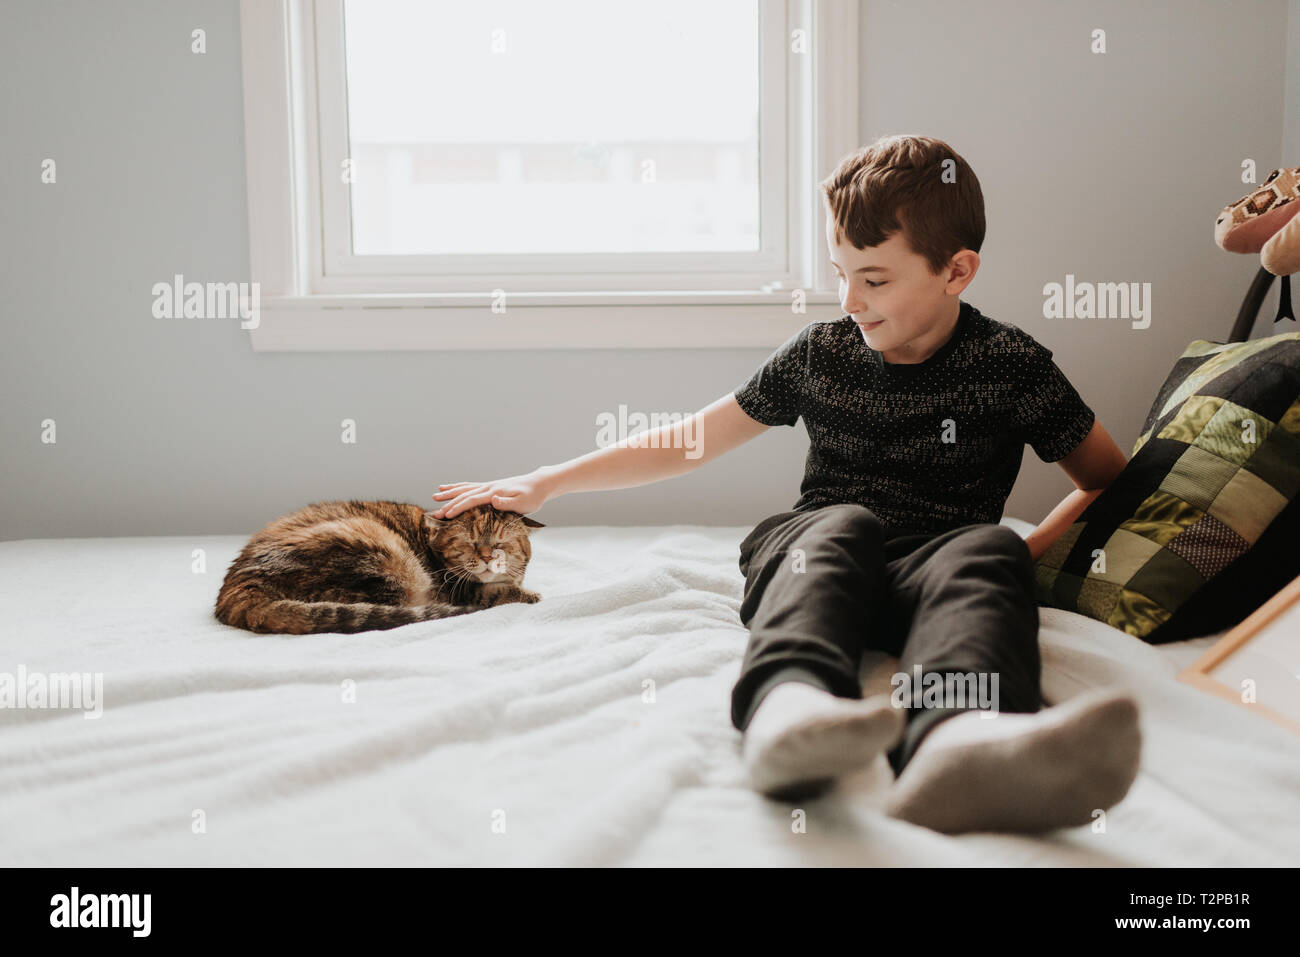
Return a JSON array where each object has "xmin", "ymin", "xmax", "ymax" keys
[{"xmin": 1, "ymin": 522, "xmax": 1297, "ymax": 866}]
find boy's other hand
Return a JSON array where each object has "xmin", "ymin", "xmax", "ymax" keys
[{"xmin": 432, "ymin": 470, "xmax": 553, "ymax": 519}]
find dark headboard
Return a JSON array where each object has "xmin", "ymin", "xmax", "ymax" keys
[{"xmin": 1229, "ymin": 267, "xmax": 1293, "ymax": 342}]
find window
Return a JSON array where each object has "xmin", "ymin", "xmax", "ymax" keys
[
  {"xmin": 337, "ymin": 0, "xmax": 761, "ymax": 260},
  {"xmin": 239, "ymin": 0, "xmax": 858, "ymax": 349}
]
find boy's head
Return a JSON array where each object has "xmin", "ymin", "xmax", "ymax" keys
[{"xmin": 820, "ymin": 134, "xmax": 985, "ymax": 362}]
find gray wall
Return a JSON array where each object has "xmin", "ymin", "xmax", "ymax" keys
[
  {"xmin": 1, "ymin": 0, "xmax": 1295, "ymax": 540},
  {"xmin": 1287, "ymin": 0, "xmax": 1300, "ymax": 160}
]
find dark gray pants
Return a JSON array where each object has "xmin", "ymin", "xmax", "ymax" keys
[{"xmin": 731, "ymin": 504, "xmax": 1043, "ymax": 775}]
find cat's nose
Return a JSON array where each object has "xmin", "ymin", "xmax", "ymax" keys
[{"xmin": 478, "ymin": 547, "xmax": 493, "ymax": 561}]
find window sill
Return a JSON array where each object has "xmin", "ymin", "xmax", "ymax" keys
[{"xmin": 247, "ymin": 292, "xmax": 844, "ymax": 351}]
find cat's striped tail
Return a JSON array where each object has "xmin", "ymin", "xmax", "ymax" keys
[{"xmin": 215, "ymin": 593, "xmax": 474, "ymax": 635}]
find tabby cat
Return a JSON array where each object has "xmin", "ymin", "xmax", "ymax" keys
[{"xmin": 214, "ymin": 500, "xmax": 543, "ymax": 634}]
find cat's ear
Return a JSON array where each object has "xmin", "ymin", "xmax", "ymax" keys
[
  {"xmin": 520, "ymin": 515, "xmax": 546, "ymax": 529},
  {"xmin": 423, "ymin": 509, "xmax": 450, "ymax": 529}
]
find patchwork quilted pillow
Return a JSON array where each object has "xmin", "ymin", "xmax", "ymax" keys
[{"xmin": 1033, "ymin": 331, "xmax": 1300, "ymax": 643}]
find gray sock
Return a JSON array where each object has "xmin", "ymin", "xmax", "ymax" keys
[
  {"xmin": 883, "ymin": 689, "xmax": 1142, "ymax": 834},
  {"xmin": 742, "ymin": 682, "xmax": 905, "ymax": 801}
]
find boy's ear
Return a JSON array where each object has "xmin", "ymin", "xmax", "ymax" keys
[{"xmin": 520, "ymin": 515, "xmax": 546, "ymax": 529}]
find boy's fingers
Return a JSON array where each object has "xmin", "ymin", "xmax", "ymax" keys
[
  {"xmin": 442, "ymin": 491, "xmax": 494, "ymax": 517},
  {"xmin": 434, "ymin": 482, "xmax": 483, "ymax": 501}
]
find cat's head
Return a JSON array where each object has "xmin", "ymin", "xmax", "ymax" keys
[{"xmin": 422, "ymin": 504, "xmax": 545, "ymax": 585}]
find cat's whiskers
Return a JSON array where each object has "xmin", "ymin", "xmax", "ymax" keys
[{"xmin": 434, "ymin": 561, "xmax": 478, "ymax": 583}]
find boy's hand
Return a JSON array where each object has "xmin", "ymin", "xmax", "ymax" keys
[{"xmin": 432, "ymin": 470, "xmax": 553, "ymax": 519}]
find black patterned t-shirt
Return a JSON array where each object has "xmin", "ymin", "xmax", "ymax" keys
[{"xmin": 733, "ymin": 299, "xmax": 1095, "ymax": 535}]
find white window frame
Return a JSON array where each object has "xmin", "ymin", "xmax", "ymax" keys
[{"xmin": 238, "ymin": 0, "xmax": 858, "ymax": 350}]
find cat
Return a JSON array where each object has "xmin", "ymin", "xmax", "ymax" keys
[{"xmin": 214, "ymin": 500, "xmax": 543, "ymax": 634}]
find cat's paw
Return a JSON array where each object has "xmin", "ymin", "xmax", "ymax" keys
[
  {"xmin": 476, "ymin": 587, "xmax": 513, "ymax": 608},
  {"xmin": 478, "ymin": 584, "xmax": 538, "ymax": 607}
]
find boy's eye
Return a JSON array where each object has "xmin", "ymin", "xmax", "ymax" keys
[{"xmin": 835, "ymin": 271, "xmax": 884, "ymax": 288}]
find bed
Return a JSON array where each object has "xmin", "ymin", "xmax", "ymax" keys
[{"xmin": 2, "ymin": 517, "xmax": 1298, "ymax": 866}]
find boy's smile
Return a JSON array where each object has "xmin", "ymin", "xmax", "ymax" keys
[{"xmin": 826, "ymin": 220, "xmax": 978, "ymax": 364}]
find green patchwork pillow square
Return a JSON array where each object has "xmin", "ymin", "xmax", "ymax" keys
[{"xmin": 1033, "ymin": 330, "xmax": 1300, "ymax": 643}]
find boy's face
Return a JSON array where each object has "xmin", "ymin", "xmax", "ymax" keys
[{"xmin": 826, "ymin": 220, "xmax": 970, "ymax": 363}]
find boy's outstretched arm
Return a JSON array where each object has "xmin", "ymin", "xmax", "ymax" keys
[
  {"xmin": 432, "ymin": 392, "xmax": 771, "ymax": 519},
  {"xmin": 1023, "ymin": 420, "xmax": 1129, "ymax": 562}
]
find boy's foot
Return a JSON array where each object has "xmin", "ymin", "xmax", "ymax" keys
[
  {"xmin": 883, "ymin": 688, "xmax": 1141, "ymax": 834},
  {"xmin": 742, "ymin": 682, "xmax": 905, "ymax": 801}
]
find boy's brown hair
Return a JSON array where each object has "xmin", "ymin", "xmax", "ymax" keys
[{"xmin": 819, "ymin": 133, "xmax": 985, "ymax": 276}]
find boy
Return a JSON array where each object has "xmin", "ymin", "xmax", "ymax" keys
[{"xmin": 432, "ymin": 134, "xmax": 1142, "ymax": 835}]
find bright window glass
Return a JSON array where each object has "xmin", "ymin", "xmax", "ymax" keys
[{"xmin": 340, "ymin": 0, "xmax": 761, "ymax": 255}]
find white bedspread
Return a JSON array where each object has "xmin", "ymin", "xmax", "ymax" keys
[{"xmin": 2, "ymin": 522, "xmax": 1298, "ymax": 866}]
